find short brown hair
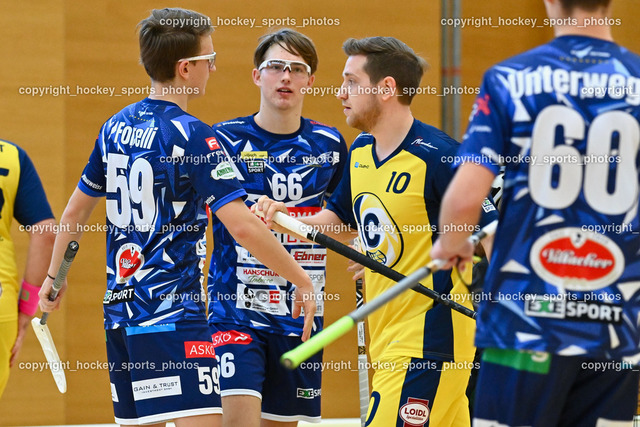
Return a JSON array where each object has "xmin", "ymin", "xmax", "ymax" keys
[
  {"xmin": 253, "ymin": 29, "xmax": 318, "ymax": 75},
  {"xmin": 343, "ymin": 37, "xmax": 427, "ymax": 106},
  {"xmin": 559, "ymin": 0, "xmax": 611, "ymax": 13},
  {"xmin": 138, "ymin": 8, "xmax": 213, "ymax": 82}
]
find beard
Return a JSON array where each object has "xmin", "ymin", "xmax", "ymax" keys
[{"xmin": 347, "ymin": 96, "xmax": 382, "ymax": 133}]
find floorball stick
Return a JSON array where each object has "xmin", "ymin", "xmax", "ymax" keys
[
  {"xmin": 353, "ymin": 238, "xmax": 369, "ymax": 427},
  {"xmin": 31, "ymin": 241, "xmax": 79, "ymax": 393},
  {"xmin": 279, "ymin": 220, "xmax": 497, "ymax": 369},
  {"xmin": 261, "ymin": 210, "xmax": 489, "ymax": 319}
]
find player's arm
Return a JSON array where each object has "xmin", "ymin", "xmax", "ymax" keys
[
  {"xmin": 11, "ymin": 218, "xmax": 56, "ymax": 366},
  {"xmin": 433, "ymin": 68, "xmax": 506, "ymax": 270},
  {"xmin": 11, "ymin": 146, "xmax": 56, "ymax": 365},
  {"xmin": 254, "ymin": 195, "xmax": 356, "ymax": 243},
  {"xmin": 39, "ymin": 188, "xmax": 101, "ymax": 312},
  {"xmin": 216, "ymin": 198, "xmax": 316, "ymax": 341},
  {"xmin": 431, "ymin": 162, "xmax": 495, "ymax": 270}
]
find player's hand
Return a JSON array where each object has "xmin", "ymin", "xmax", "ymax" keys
[
  {"xmin": 292, "ymin": 280, "xmax": 316, "ymax": 342},
  {"xmin": 38, "ymin": 275, "xmax": 67, "ymax": 312},
  {"xmin": 347, "ymin": 261, "xmax": 365, "ymax": 281},
  {"xmin": 347, "ymin": 244, "xmax": 365, "ymax": 281},
  {"xmin": 10, "ymin": 312, "xmax": 31, "ymax": 367},
  {"xmin": 430, "ymin": 238, "xmax": 475, "ymax": 273},
  {"xmin": 252, "ymin": 195, "xmax": 289, "ymax": 231}
]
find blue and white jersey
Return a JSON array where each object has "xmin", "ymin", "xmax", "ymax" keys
[
  {"xmin": 207, "ymin": 115, "xmax": 347, "ymax": 336},
  {"xmin": 79, "ymin": 98, "xmax": 246, "ymax": 329},
  {"xmin": 458, "ymin": 36, "xmax": 640, "ymax": 361}
]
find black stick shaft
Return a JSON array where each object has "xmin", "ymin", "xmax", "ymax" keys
[
  {"xmin": 310, "ymin": 230, "xmax": 476, "ymax": 319},
  {"xmin": 40, "ymin": 241, "xmax": 79, "ymax": 325}
]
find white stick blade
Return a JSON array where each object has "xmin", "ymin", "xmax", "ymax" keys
[{"xmin": 31, "ymin": 317, "xmax": 67, "ymax": 393}]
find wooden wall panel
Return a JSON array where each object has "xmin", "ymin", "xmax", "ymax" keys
[
  {"xmin": 460, "ymin": 0, "xmax": 640, "ymax": 136},
  {"xmin": 0, "ymin": 0, "xmax": 66, "ymax": 425}
]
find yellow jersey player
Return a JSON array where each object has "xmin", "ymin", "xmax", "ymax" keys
[
  {"xmin": 0, "ymin": 139, "xmax": 55, "ymax": 398},
  {"xmin": 257, "ymin": 37, "xmax": 496, "ymax": 427}
]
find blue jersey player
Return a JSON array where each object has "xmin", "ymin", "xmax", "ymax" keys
[
  {"xmin": 432, "ymin": 0, "xmax": 640, "ymax": 425},
  {"xmin": 38, "ymin": 9, "xmax": 314, "ymax": 427},
  {"xmin": 207, "ymin": 29, "xmax": 347, "ymax": 427}
]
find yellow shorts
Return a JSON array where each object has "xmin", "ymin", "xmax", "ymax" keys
[
  {"xmin": 0, "ymin": 286, "xmax": 19, "ymax": 397},
  {"xmin": 365, "ymin": 355, "xmax": 473, "ymax": 427}
]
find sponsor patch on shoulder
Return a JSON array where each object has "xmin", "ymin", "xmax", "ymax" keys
[
  {"xmin": 206, "ymin": 137, "xmax": 220, "ymax": 150},
  {"xmin": 211, "ymin": 162, "xmax": 236, "ymax": 180}
]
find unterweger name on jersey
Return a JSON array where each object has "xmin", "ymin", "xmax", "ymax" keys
[
  {"xmin": 108, "ymin": 121, "xmax": 158, "ymax": 149},
  {"xmin": 504, "ymin": 65, "xmax": 639, "ymax": 104}
]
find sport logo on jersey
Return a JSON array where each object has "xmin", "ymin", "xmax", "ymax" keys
[
  {"xmin": 206, "ymin": 137, "xmax": 220, "ymax": 150},
  {"xmin": 241, "ymin": 151, "xmax": 267, "ymax": 173},
  {"xmin": 530, "ymin": 228, "xmax": 624, "ymax": 291},
  {"xmin": 103, "ymin": 286, "xmax": 135, "ymax": 305},
  {"xmin": 115, "ymin": 243, "xmax": 144, "ymax": 283},
  {"xmin": 399, "ymin": 397, "xmax": 430, "ymax": 426},
  {"xmin": 524, "ymin": 296, "xmax": 623, "ymax": 324},
  {"xmin": 297, "ymin": 388, "xmax": 321, "ymax": 399},
  {"xmin": 353, "ymin": 192, "xmax": 403, "ymax": 268}
]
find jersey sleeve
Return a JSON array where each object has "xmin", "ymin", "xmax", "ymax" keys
[
  {"xmin": 182, "ymin": 125, "xmax": 246, "ymax": 213},
  {"xmin": 325, "ymin": 146, "xmax": 357, "ymax": 228},
  {"xmin": 325, "ymin": 133, "xmax": 349, "ymax": 197},
  {"xmin": 431, "ymin": 143, "xmax": 459, "ymax": 200},
  {"xmin": 14, "ymin": 147, "xmax": 54, "ymax": 226},
  {"xmin": 77, "ymin": 137, "xmax": 107, "ymax": 197},
  {"xmin": 457, "ymin": 68, "xmax": 512, "ymax": 176},
  {"xmin": 431, "ymin": 143, "xmax": 499, "ymax": 229}
]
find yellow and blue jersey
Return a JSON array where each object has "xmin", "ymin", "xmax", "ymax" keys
[
  {"xmin": 327, "ymin": 119, "xmax": 497, "ymax": 363},
  {"xmin": 0, "ymin": 140, "xmax": 53, "ymax": 322}
]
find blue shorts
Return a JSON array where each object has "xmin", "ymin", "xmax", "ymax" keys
[
  {"xmin": 106, "ymin": 322, "xmax": 222, "ymax": 425},
  {"xmin": 210, "ymin": 322, "xmax": 322, "ymax": 423},
  {"xmin": 473, "ymin": 348, "xmax": 640, "ymax": 426}
]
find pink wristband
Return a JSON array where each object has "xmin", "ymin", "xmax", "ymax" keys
[{"xmin": 18, "ymin": 280, "xmax": 41, "ymax": 316}]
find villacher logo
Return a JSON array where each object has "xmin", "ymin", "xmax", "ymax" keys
[{"xmin": 530, "ymin": 227, "xmax": 624, "ymax": 291}]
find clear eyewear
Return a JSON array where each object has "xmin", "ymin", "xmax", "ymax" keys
[
  {"xmin": 178, "ymin": 52, "xmax": 216, "ymax": 69},
  {"xmin": 258, "ymin": 59, "xmax": 311, "ymax": 76}
]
